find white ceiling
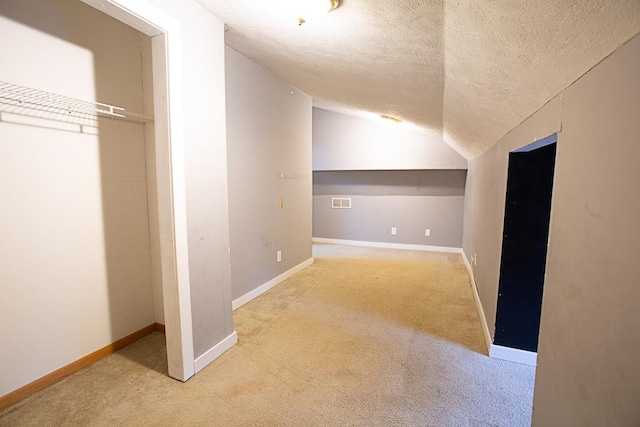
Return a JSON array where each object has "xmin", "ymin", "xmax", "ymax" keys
[{"xmin": 196, "ymin": 0, "xmax": 640, "ymax": 159}]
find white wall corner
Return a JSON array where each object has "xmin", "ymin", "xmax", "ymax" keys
[
  {"xmin": 232, "ymin": 258, "xmax": 315, "ymax": 311},
  {"xmin": 312, "ymin": 237, "xmax": 462, "ymax": 254},
  {"xmin": 193, "ymin": 331, "xmax": 238, "ymax": 374},
  {"xmin": 462, "ymin": 252, "xmax": 493, "ymax": 354},
  {"xmin": 489, "ymin": 344, "xmax": 537, "ymax": 366}
]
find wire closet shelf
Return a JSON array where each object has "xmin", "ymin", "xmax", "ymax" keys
[{"xmin": 0, "ymin": 80, "xmax": 154, "ymax": 126}]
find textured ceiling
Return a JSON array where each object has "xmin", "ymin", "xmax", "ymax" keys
[{"xmin": 196, "ymin": 0, "xmax": 640, "ymax": 158}]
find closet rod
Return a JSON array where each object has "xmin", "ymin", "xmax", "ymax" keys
[{"xmin": 0, "ymin": 80, "xmax": 154, "ymax": 124}]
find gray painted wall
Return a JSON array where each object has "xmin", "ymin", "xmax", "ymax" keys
[
  {"xmin": 145, "ymin": 0, "xmax": 235, "ymax": 359},
  {"xmin": 463, "ymin": 34, "xmax": 640, "ymax": 426},
  {"xmin": 314, "ymin": 170, "xmax": 467, "ymax": 197},
  {"xmin": 312, "ymin": 109, "xmax": 467, "ymax": 249},
  {"xmin": 314, "ymin": 170, "xmax": 465, "ymax": 248},
  {"xmin": 313, "ymin": 108, "xmax": 467, "ymax": 171},
  {"xmin": 225, "ymin": 47, "xmax": 313, "ymax": 302}
]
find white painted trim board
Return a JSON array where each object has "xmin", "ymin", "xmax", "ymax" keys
[
  {"xmin": 194, "ymin": 331, "xmax": 238, "ymax": 373},
  {"xmin": 461, "ymin": 252, "xmax": 493, "ymax": 354},
  {"xmin": 232, "ymin": 258, "xmax": 315, "ymax": 311},
  {"xmin": 490, "ymin": 344, "xmax": 537, "ymax": 366},
  {"xmin": 461, "ymin": 252, "xmax": 537, "ymax": 366},
  {"xmin": 312, "ymin": 237, "xmax": 462, "ymax": 254}
]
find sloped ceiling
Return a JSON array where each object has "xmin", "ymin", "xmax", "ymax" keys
[{"xmin": 196, "ymin": 0, "xmax": 640, "ymax": 159}]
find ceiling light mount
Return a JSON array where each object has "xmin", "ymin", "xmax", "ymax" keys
[
  {"xmin": 297, "ymin": 0, "xmax": 340, "ymax": 26},
  {"xmin": 380, "ymin": 114, "xmax": 402, "ymax": 124},
  {"xmin": 327, "ymin": 0, "xmax": 340, "ymax": 12}
]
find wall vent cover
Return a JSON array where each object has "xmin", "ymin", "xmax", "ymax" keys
[{"xmin": 331, "ymin": 197, "xmax": 351, "ymax": 209}]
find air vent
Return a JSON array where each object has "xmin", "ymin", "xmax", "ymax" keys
[{"xmin": 331, "ymin": 197, "xmax": 351, "ymax": 209}]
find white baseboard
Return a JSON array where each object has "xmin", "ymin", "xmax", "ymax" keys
[
  {"xmin": 490, "ymin": 344, "xmax": 537, "ymax": 366},
  {"xmin": 462, "ymin": 252, "xmax": 493, "ymax": 355},
  {"xmin": 194, "ymin": 331, "xmax": 238, "ymax": 374},
  {"xmin": 461, "ymin": 253, "xmax": 537, "ymax": 366},
  {"xmin": 312, "ymin": 237, "xmax": 462, "ymax": 254},
  {"xmin": 232, "ymin": 257, "xmax": 315, "ymax": 311}
]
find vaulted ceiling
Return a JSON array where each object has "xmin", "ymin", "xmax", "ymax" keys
[{"xmin": 196, "ymin": 0, "xmax": 640, "ymax": 159}]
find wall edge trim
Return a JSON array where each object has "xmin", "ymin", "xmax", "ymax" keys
[
  {"xmin": 193, "ymin": 331, "xmax": 238, "ymax": 374},
  {"xmin": 0, "ymin": 324, "xmax": 158, "ymax": 410},
  {"xmin": 462, "ymin": 252, "xmax": 493, "ymax": 354},
  {"xmin": 489, "ymin": 344, "xmax": 537, "ymax": 366},
  {"xmin": 232, "ymin": 258, "xmax": 315, "ymax": 311},
  {"xmin": 312, "ymin": 237, "xmax": 462, "ymax": 254}
]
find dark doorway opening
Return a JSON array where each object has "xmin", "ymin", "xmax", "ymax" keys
[{"xmin": 494, "ymin": 135, "xmax": 557, "ymax": 352}]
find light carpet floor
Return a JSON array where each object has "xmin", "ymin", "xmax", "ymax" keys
[{"xmin": 0, "ymin": 244, "xmax": 535, "ymax": 426}]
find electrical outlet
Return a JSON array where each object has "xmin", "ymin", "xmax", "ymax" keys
[
  {"xmin": 391, "ymin": 227, "xmax": 397, "ymax": 235},
  {"xmin": 425, "ymin": 229, "xmax": 431, "ymax": 237},
  {"xmin": 277, "ymin": 250, "xmax": 282, "ymax": 263}
]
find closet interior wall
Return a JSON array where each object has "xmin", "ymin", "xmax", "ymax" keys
[{"xmin": 0, "ymin": 0, "xmax": 161, "ymax": 398}]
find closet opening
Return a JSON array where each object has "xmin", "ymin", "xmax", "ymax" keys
[
  {"xmin": 493, "ymin": 134, "xmax": 557, "ymax": 360},
  {"xmin": 0, "ymin": 0, "xmax": 194, "ymax": 407},
  {"xmin": 81, "ymin": 0, "xmax": 196, "ymax": 382}
]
